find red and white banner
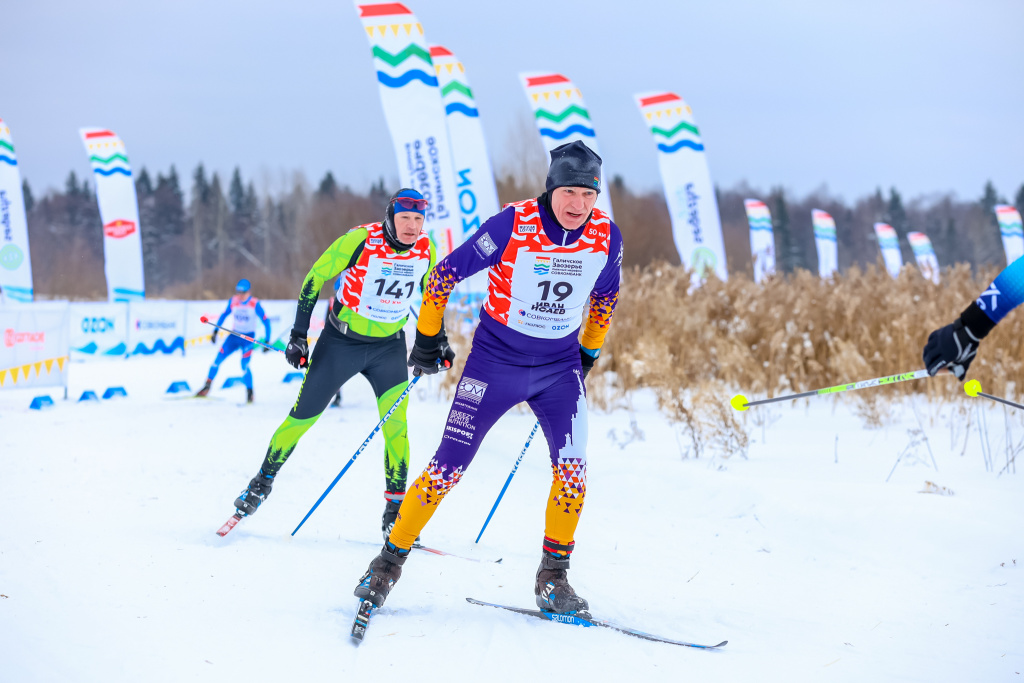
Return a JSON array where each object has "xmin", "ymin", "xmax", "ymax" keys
[{"xmin": 0, "ymin": 302, "xmax": 70, "ymax": 389}]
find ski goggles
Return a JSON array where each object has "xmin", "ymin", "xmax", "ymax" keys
[{"xmin": 391, "ymin": 196, "xmax": 429, "ymax": 211}]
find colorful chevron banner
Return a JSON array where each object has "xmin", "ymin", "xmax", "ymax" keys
[
  {"xmin": 873, "ymin": 222, "xmax": 903, "ymax": 278},
  {"xmin": 520, "ymin": 72, "xmax": 613, "ymax": 217},
  {"xmin": 634, "ymin": 92, "xmax": 727, "ymax": 282},
  {"xmin": 0, "ymin": 119, "xmax": 34, "ymax": 303},
  {"xmin": 743, "ymin": 199, "xmax": 775, "ymax": 283},
  {"xmin": 430, "ymin": 44, "xmax": 498, "ymax": 303},
  {"xmin": 811, "ymin": 209, "xmax": 838, "ymax": 280},
  {"xmin": 356, "ymin": 2, "xmax": 461, "ymax": 257},
  {"xmin": 995, "ymin": 204, "xmax": 1024, "ymax": 265},
  {"xmin": 79, "ymin": 128, "xmax": 145, "ymax": 302},
  {"xmin": 907, "ymin": 231, "xmax": 940, "ymax": 284}
]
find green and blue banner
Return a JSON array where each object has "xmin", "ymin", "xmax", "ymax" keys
[
  {"xmin": 635, "ymin": 92, "xmax": 726, "ymax": 282},
  {"xmin": 0, "ymin": 118, "xmax": 34, "ymax": 303},
  {"xmin": 356, "ymin": 2, "xmax": 461, "ymax": 258}
]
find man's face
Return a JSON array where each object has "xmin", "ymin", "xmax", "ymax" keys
[
  {"xmin": 550, "ymin": 186, "xmax": 598, "ymax": 230},
  {"xmin": 394, "ymin": 212, "xmax": 424, "ymax": 244}
]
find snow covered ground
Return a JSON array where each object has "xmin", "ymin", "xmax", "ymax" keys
[{"xmin": 2, "ymin": 349, "xmax": 1022, "ymax": 682}]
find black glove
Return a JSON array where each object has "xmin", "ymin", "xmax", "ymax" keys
[
  {"xmin": 408, "ymin": 328, "xmax": 456, "ymax": 376},
  {"xmin": 580, "ymin": 347, "xmax": 598, "ymax": 380},
  {"xmin": 285, "ymin": 329, "xmax": 309, "ymax": 369},
  {"xmin": 260, "ymin": 337, "xmax": 271, "ymax": 353},
  {"xmin": 922, "ymin": 301, "xmax": 995, "ymax": 380},
  {"xmin": 211, "ymin": 329, "xmax": 218, "ymax": 344}
]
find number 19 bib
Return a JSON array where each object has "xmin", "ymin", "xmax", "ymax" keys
[{"xmin": 485, "ymin": 199, "xmax": 611, "ymax": 340}]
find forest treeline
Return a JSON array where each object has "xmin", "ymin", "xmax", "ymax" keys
[{"xmin": 20, "ymin": 165, "xmax": 1024, "ymax": 300}]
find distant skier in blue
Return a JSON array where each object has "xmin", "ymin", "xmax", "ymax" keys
[{"xmin": 196, "ymin": 278, "xmax": 271, "ymax": 403}]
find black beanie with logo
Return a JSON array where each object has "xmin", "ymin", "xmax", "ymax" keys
[{"xmin": 545, "ymin": 140, "xmax": 602, "ymax": 195}]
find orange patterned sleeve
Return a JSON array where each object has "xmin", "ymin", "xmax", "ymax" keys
[{"xmin": 580, "ymin": 291, "xmax": 618, "ymax": 351}]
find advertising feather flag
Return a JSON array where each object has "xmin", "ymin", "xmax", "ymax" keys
[
  {"xmin": 811, "ymin": 209, "xmax": 838, "ymax": 280},
  {"xmin": 356, "ymin": 2, "xmax": 461, "ymax": 257},
  {"xmin": 743, "ymin": 199, "xmax": 775, "ymax": 283},
  {"xmin": 79, "ymin": 128, "xmax": 145, "ymax": 302},
  {"xmin": 0, "ymin": 119, "xmax": 33, "ymax": 302},
  {"xmin": 634, "ymin": 92, "xmax": 727, "ymax": 282}
]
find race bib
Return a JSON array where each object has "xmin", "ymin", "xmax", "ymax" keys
[
  {"xmin": 507, "ymin": 251, "xmax": 607, "ymax": 339},
  {"xmin": 358, "ymin": 256, "xmax": 429, "ymax": 323}
]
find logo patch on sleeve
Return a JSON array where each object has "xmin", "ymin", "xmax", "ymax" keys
[{"xmin": 473, "ymin": 232, "xmax": 498, "ymax": 258}]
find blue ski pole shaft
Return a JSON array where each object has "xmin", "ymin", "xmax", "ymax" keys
[
  {"xmin": 475, "ymin": 421, "xmax": 540, "ymax": 543},
  {"xmin": 291, "ymin": 375, "xmax": 420, "ymax": 536}
]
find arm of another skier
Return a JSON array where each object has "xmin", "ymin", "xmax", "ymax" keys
[
  {"xmin": 286, "ymin": 228, "xmax": 367, "ymax": 367},
  {"xmin": 254, "ymin": 300, "xmax": 272, "ymax": 347},
  {"xmin": 409, "ymin": 210, "xmax": 514, "ymax": 373},
  {"xmin": 212, "ymin": 299, "xmax": 233, "ymax": 343},
  {"xmin": 923, "ymin": 254, "xmax": 1024, "ymax": 378},
  {"xmin": 579, "ymin": 225, "xmax": 623, "ymax": 378}
]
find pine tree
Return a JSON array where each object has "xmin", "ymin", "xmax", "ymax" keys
[
  {"xmin": 1014, "ymin": 183, "xmax": 1024, "ymax": 218},
  {"xmin": 151, "ymin": 166, "xmax": 186, "ymax": 291},
  {"xmin": 22, "ymin": 180, "xmax": 34, "ymax": 213},
  {"xmin": 317, "ymin": 171, "xmax": 338, "ymax": 198},
  {"xmin": 769, "ymin": 187, "xmax": 802, "ymax": 272},
  {"xmin": 189, "ymin": 163, "xmax": 211, "ymax": 286}
]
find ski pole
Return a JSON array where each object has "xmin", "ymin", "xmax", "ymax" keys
[
  {"xmin": 291, "ymin": 375, "xmax": 420, "ymax": 536},
  {"xmin": 200, "ymin": 316, "xmax": 305, "ymax": 366},
  {"xmin": 731, "ymin": 369, "xmax": 932, "ymax": 411},
  {"xmin": 964, "ymin": 379, "xmax": 1024, "ymax": 411},
  {"xmin": 475, "ymin": 421, "xmax": 540, "ymax": 543}
]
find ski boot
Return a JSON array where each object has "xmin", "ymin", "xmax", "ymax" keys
[
  {"xmin": 331, "ymin": 391, "xmax": 342, "ymax": 408},
  {"xmin": 354, "ymin": 541, "xmax": 410, "ymax": 607},
  {"xmin": 195, "ymin": 379, "xmax": 212, "ymax": 397},
  {"xmin": 381, "ymin": 500, "xmax": 401, "ymax": 542},
  {"xmin": 535, "ymin": 551, "xmax": 590, "ymax": 615},
  {"xmin": 381, "ymin": 499, "xmax": 420, "ymax": 544},
  {"xmin": 234, "ymin": 470, "xmax": 274, "ymax": 516},
  {"xmin": 246, "ymin": 388, "xmax": 254, "ymax": 404}
]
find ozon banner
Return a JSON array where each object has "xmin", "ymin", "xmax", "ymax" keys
[
  {"xmin": 69, "ymin": 302, "xmax": 128, "ymax": 358},
  {"xmin": 0, "ymin": 302, "xmax": 70, "ymax": 390}
]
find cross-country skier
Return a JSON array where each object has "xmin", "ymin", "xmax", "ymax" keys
[
  {"xmin": 196, "ymin": 278, "xmax": 271, "ymax": 403},
  {"xmin": 231, "ymin": 189, "xmax": 437, "ymax": 539},
  {"xmin": 923, "ymin": 255, "xmax": 1023, "ymax": 378},
  {"xmin": 353, "ymin": 141, "xmax": 623, "ymax": 616}
]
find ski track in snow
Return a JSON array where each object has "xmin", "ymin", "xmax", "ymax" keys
[{"xmin": 1, "ymin": 351, "xmax": 1022, "ymax": 682}]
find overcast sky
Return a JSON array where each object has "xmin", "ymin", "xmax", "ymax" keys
[{"xmin": 5, "ymin": 0, "xmax": 1023, "ymax": 203}]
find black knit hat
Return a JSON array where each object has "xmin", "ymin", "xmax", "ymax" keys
[{"xmin": 545, "ymin": 140, "xmax": 602, "ymax": 195}]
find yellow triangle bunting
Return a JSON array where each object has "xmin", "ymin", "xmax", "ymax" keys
[
  {"xmin": 365, "ymin": 26, "xmax": 375, "ymax": 37},
  {"xmin": 21, "ymin": 363, "xmax": 32, "ymax": 381},
  {"xmin": 57, "ymin": 356, "xmax": 67, "ymax": 372},
  {"xmin": 45, "ymin": 359, "xmax": 54, "ymax": 373},
  {"xmin": 403, "ymin": 23, "xmax": 412, "ymax": 35},
  {"xmin": 416, "ymin": 23, "xmax": 423, "ymax": 35},
  {"xmin": 390, "ymin": 24, "xmax": 399, "ymax": 36},
  {"xmin": 33, "ymin": 361, "xmax": 43, "ymax": 377},
  {"xmin": 445, "ymin": 64, "xmax": 454, "ymax": 74},
  {"xmin": 0, "ymin": 369, "xmax": 6, "ymax": 387},
  {"xmin": 531, "ymin": 93, "xmax": 539, "ymax": 102}
]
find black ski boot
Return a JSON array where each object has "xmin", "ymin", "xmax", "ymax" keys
[
  {"xmin": 195, "ymin": 379, "xmax": 212, "ymax": 397},
  {"xmin": 354, "ymin": 542, "xmax": 410, "ymax": 607},
  {"xmin": 246, "ymin": 388, "xmax": 254, "ymax": 404},
  {"xmin": 535, "ymin": 551, "xmax": 589, "ymax": 615},
  {"xmin": 234, "ymin": 470, "xmax": 274, "ymax": 516},
  {"xmin": 381, "ymin": 500, "xmax": 401, "ymax": 542}
]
